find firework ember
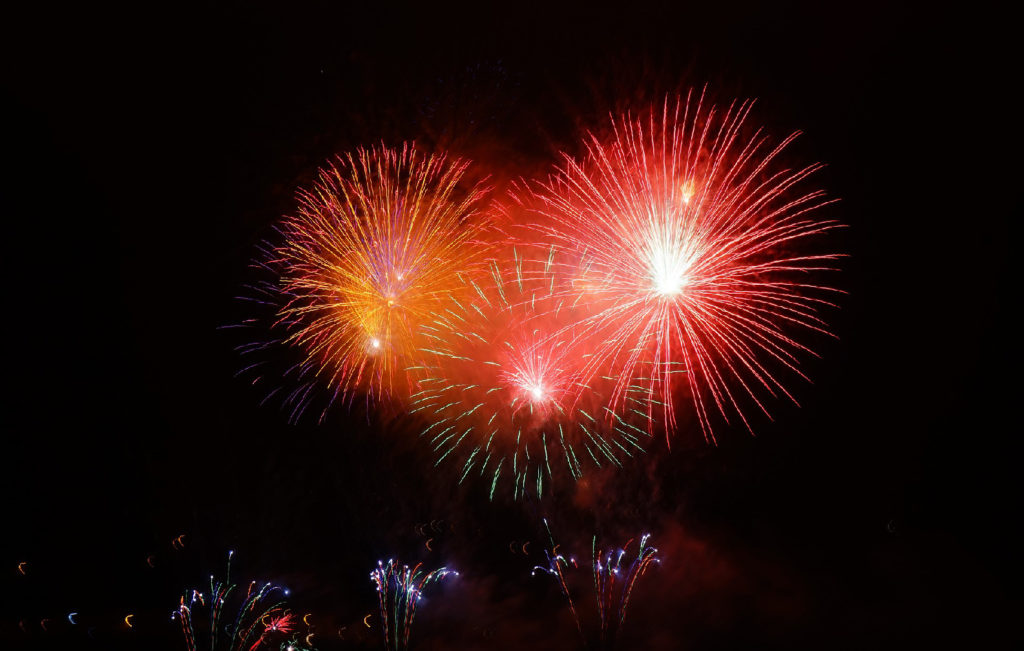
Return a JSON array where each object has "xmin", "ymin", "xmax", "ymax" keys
[{"xmin": 520, "ymin": 89, "xmax": 843, "ymax": 442}]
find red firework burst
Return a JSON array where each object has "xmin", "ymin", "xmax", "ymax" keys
[{"xmin": 517, "ymin": 89, "xmax": 843, "ymax": 442}]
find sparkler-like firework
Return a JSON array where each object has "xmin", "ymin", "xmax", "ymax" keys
[
  {"xmin": 258, "ymin": 143, "xmax": 490, "ymax": 416},
  {"xmin": 533, "ymin": 521, "xmax": 660, "ymax": 650},
  {"xmin": 408, "ymin": 250, "xmax": 653, "ymax": 500},
  {"xmin": 532, "ymin": 519, "xmax": 585, "ymax": 642},
  {"xmin": 591, "ymin": 534, "xmax": 659, "ymax": 648},
  {"xmin": 519, "ymin": 89, "xmax": 843, "ymax": 442},
  {"xmin": 370, "ymin": 559, "xmax": 458, "ymax": 651},
  {"xmin": 175, "ymin": 551, "xmax": 291, "ymax": 651}
]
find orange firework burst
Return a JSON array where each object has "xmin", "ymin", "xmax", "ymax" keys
[
  {"xmin": 270, "ymin": 144, "xmax": 491, "ymax": 408},
  {"xmin": 409, "ymin": 250, "xmax": 653, "ymax": 499},
  {"xmin": 520, "ymin": 89, "xmax": 844, "ymax": 442}
]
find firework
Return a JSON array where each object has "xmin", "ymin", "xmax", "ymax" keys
[
  {"xmin": 592, "ymin": 534, "xmax": 659, "ymax": 648},
  {"xmin": 256, "ymin": 143, "xmax": 490, "ymax": 417},
  {"xmin": 248, "ymin": 614, "xmax": 297, "ymax": 651},
  {"xmin": 174, "ymin": 551, "xmax": 289, "ymax": 651},
  {"xmin": 533, "ymin": 522, "xmax": 660, "ymax": 650},
  {"xmin": 520, "ymin": 89, "xmax": 843, "ymax": 441},
  {"xmin": 532, "ymin": 519, "xmax": 584, "ymax": 642},
  {"xmin": 370, "ymin": 559, "xmax": 458, "ymax": 651},
  {"xmin": 408, "ymin": 249, "xmax": 653, "ymax": 500}
]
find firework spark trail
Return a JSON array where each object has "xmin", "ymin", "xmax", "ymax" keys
[
  {"xmin": 254, "ymin": 143, "xmax": 490, "ymax": 419},
  {"xmin": 175, "ymin": 551, "xmax": 289, "ymax": 651},
  {"xmin": 408, "ymin": 249, "xmax": 653, "ymax": 500},
  {"xmin": 592, "ymin": 534, "xmax": 660, "ymax": 648},
  {"xmin": 518, "ymin": 89, "xmax": 843, "ymax": 442},
  {"xmin": 370, "ymin": 559, "xmax": 457, "ymax": 651},
  {"xmin": 532, "ymin": 519, "xmax": 584, "ymax": 643}
]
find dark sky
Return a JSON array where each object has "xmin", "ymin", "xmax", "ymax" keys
[{"xmin": 2, "ymin": 1, "xmax": 1018, "ymax": 649}]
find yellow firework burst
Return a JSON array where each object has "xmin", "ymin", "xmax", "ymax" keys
[{"xmin": 271, "ymin": 143, "xmax": 491, "ymax": 406}]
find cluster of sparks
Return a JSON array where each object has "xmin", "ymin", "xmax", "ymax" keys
[
  {"xmin": 174, "ymin": 552, "xmax": 292, "ymax": 651},
  {"xmin": 253, "ymin": 89, "xmax": 841, "ymax": 497},
  {"xmin": 370, "ymin": 559, "xmax": 458, "ymax": 651}
]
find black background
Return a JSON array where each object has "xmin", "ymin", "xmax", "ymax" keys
[{"xmin": 2, "ymin": 1, "xmax": 1018, "ymax": 649}]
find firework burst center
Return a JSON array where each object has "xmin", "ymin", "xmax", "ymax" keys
[{"xmin": 649, "ymin": 244, "xmax": 691, "ymax": 297}]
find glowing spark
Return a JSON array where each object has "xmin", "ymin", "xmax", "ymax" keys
[
  {"xmin": 528, "ymin": 383, "xmax": 545, "ymax": 401},
  {"xmin": 125, "ymin": 614, "xmax": 134, "ymax": 628},
  {"xmin": 647, "ymin": 235, "xmax": 691, "ymax": 297},
  {"xmin": 680, "ymin": 179, "xmax": 694, "ymax": 204}
]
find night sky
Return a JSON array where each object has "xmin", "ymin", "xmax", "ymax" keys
[{"xmin": 2, "ymin": 2, "xmax": 1018, "ymax": 649}]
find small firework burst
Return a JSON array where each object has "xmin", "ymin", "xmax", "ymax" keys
[{"xmin": 409, "ymin": 249, "xmax": 653, "ymax": 500}]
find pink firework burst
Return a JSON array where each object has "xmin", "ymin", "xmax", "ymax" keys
[
  {"xmin": 263, "ymin": 613, "xmax": 296, "ymax": 633},
  {"xmin": 248, "ymin": 613, "xmax": 297, "ymax": 651}
]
